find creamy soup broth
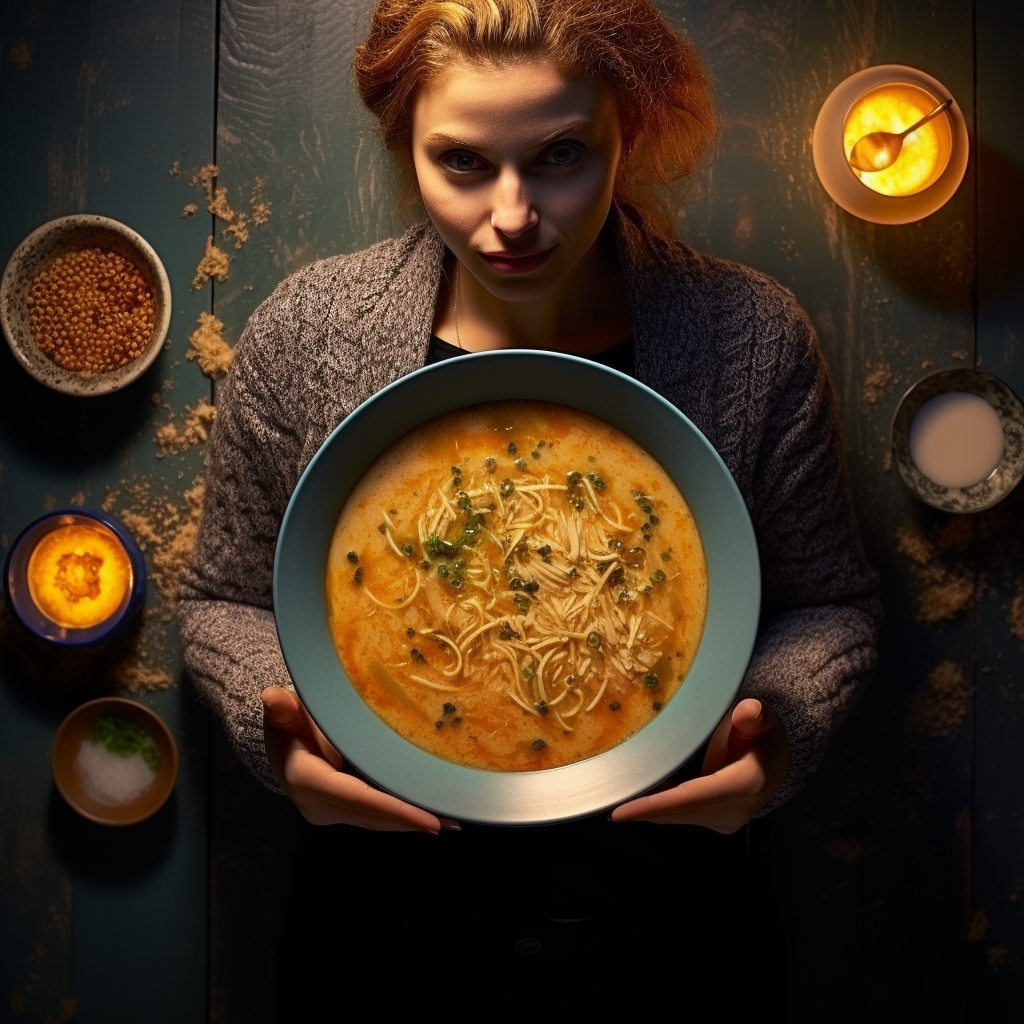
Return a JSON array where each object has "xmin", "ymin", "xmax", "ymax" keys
[{"xmin": 325, "ymin": 400, "xmax": 707, "ymax": 771}]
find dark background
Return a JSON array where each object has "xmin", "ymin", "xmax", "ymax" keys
[{"xmin": 1, "ymin": 1, "xmax": 1021, "ymax": 1020}]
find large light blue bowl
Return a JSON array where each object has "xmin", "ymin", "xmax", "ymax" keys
[{"xmin": 274, "ymin": 350, "xmax": 759, "ymax": 825}]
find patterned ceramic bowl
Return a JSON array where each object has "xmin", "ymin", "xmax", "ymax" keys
[
  {"xmin": 0, "ymin": 214, "xmax": 171, "ymax": 396},
  {"xmin": 891, "ymin": 367, "xmax": 1024, "ymax": 512}
]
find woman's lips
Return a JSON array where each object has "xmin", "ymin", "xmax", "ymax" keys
[{"xmin": 478, "ymin": 246, "xmax": 556, "ymax": 274}]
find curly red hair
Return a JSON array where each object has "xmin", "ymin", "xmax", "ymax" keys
[{"xmin": 353, "ymin": 0, "xmax": 717, "ymax": 239}]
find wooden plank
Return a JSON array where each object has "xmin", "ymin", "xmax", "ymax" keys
[
  {"xmin": 973, "ymin": 0, "xmax": 1024, "ymax": 1012},
  {"xmin": 0, "ymin": 0, "xmax": 218, "ymax": 1021},
  {"xmin": 674, "ymin": 0, "xmax": 981, "ymax": 1015}
]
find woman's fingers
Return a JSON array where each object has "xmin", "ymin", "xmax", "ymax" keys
[
  {"xmin": 262, "ymin": 685, "xmax": 442, "ymax": 832},
  {"xmin": 611, "ymin": 698, "xmax": 791, "ymax": 833},
  {"xmin": 610, "ymin": 754, "xmax": 766, "ymax": 833}
]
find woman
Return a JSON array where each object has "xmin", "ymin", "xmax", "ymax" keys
[{"xmin": 180, "ymin": 0, "xmax": 880, "ymax": 1014}]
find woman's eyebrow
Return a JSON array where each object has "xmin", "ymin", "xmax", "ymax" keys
[{"xmin": 424, "ymin": 119, "xmax": 596, "ymax": 151}]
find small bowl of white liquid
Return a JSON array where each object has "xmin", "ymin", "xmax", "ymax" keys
[{"xmin": 892, "ymin": 367, "xmax": 1024, "ymax": 512}]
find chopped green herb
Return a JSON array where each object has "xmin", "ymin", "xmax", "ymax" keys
[
  {"xmin": 346, "ymin": 551, "xmax": 359, "ymax": 564},
  {"xmin": 353, "ymin": 566, "xmax": 363, "ymax": 584},
  {"xmin": 411, "ymin": 649, "xmax": 426, "ymax": 663},
  {"xmin": 402, "ymin": 543, "xmax": 415, "ymax": 557},
  {"xmin": 587, "ymin": 455, "xmax": 596, "ymax": 463},
  {"xmin": 531, "ymin": 449, "xmax": 541, "ymax": 460},
  {"xmin": 437, "ymin": 564, "xmax": 449, "ymax": 579},
  {"xmin": 406, "ymin": 627, "xmax": 415, "ymax": 638},
  {"xmin": 377, "ymin": 523, "xmax": 387, "ymax": 534},
  {"xmin": 661, "ymin": 548, "xmax": 673, "ymax": 562},
  {"xmin": 644, "ymin": 674, "xmax": 659, "ymax": 689},
  {"xmin": 484, "ymin": 456, "xmax": 497, "ymax": 472},
  {"xmin": 531, "ymin": 739, "xmax": 546, "ymax": 751},
  {"xmin": 609, "ymin": 701, "xmax": 621, "ymax": 712},
  {"xmin": 648, "ymin": 514, "xmax": 660, "ymax": 525},
  {"xmin": 457, "ymin": 491, "xmax": 472, "ymax": 511},
  {"xmin": 537, "ymin": 544, "xmax": 552, "ymax": 561},
  {"xmin": 537, "ymin": 440, "xmax": 547, "ymax": 448},
  {"xmin": 586, "ymin": 631, "xmax": 602, "ymax": 649},
  {"xmin": 523, "ymin": 666, "xmax": 535, "ymax": 680},
  {"xmin": 507, "ymin": 442, "xmax": 518, "ymax": 455},
  {"xmin": 92, "ymin": 715, "xmax": 161, "ymax": 773},
  {"xmin": 651, "ymin": 569, "xmax": 666, "ymax": 583},
  {"xmin": 450, "ymin": 575, "xmax": 465, "ymax": 590},
  {"xmin": 514, "ymin": 457, "xmax": 528, "ymax": 471},
  {"xmin": 420, "ymin": 560, "xmax": 431, "ymax": 571},
  {"xmin": 514, "ymin": 594, "xmax": 531, "ymax": 613},
  {"xmin": 500, "ymin": 478, "xmax": 515, "ymax": 498},
  {"xmin": 442, "ymin": 702, "xmax": 457, "ymax": 716},
  {"xmin": 451, "ymin": 464, "xmax": 461, "ymax": 475},
  {"xmin": 652, "ymin": 701, "xmax": 663, "ymax": 712},
  {"xmin": 435, "ymin": 720, "xmax": 444, "ymax": 729},
  {"xmin": 452, "ymin": 716, "xmax": 463, "ymax": 725}
]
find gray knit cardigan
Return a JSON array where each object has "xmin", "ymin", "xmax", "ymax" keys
[{"xmin": 178, "ymin": 216, "xmax": 881, "ymax": 812}]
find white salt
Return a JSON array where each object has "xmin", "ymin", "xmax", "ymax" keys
[
  {"xmin": 75, "ymin": 738, "xmax": 156, "ymax": 805},
  {"xmin": 909, "ymin": 391, "xmax": 1004, "ymax": 489}
]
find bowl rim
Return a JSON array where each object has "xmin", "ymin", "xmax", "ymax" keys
[
  {"xmin": 0, "ymin": 213, "xmax": 172, "ymax": 396},
  {"xmin": 273, "ymin": 349, "xmax": 761, "ymax": 825},
  {"xmin": 890, "ymin": 366, "xmax": 1024, "ymax": 512},
  {"xmin": 51, "ymin": 696, "xmax": 179, "ymax": 826}
]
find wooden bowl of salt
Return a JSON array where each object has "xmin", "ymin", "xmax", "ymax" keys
[{"xmin": 51, "ymin": 697, "xmax": 178, "ymax": 826}]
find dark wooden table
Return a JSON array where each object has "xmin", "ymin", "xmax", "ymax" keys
[{"xmin": 2, "ymin": 2, "xmax": 1021, "ymax": 1020}]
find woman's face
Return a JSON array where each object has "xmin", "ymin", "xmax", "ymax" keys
[{"xmin": 410, "ymin": 58, "xmax": 623, "ymax": 303}]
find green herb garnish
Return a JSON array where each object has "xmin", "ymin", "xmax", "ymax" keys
[{"xmin": 92, "ymin": 715, "xmax": 160, "ymax": 773}]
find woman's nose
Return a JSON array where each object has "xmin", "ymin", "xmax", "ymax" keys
[{"xmin": 490, "ymin": 171, "xmax": 539, "ymax": 237}]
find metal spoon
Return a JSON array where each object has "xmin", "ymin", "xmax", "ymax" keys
[{"xmin": 848, "ymin": 98, "xmax": 952, "ymax": 173}]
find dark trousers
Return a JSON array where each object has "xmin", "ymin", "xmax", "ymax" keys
[{"xmin": 275, "ymin": 817, "xmax": 789, "ymax": 1020}]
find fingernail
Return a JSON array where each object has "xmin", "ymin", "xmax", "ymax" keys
[{"xmin": 441, "ymin": 822, "xmax": 461, "ymax": 831}]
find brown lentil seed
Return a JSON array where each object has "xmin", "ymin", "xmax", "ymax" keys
[{"xmin": 27, "ymin": 247, "xmax": 156, "ymax": 372}]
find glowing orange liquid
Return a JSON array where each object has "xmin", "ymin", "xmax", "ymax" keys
[
  {"xmin": 27, "ymin": 523, "xmax": 132, "ymax": 629},
  {"xmin": 844, "ymin": 84, "xmax": 952, "ymax": 196}
]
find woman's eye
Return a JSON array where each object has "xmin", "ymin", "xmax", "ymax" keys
[
  {"xmin": 540, "ymin": 141, "xmax": 584, "ymax": 167},
  {"xmin": 441, "ymin": 151, "xmax": 486, "ymax": 173}
]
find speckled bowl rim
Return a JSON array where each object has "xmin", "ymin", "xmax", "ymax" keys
[
  {"xmin": 274, "ymin": 349, "xmax": 761, "ymax": 826},
  {"xmin": 0, "ymin": 214, "xmax": 172, "ymax": 396},
  {"xmin": 812, "ymin": 65, "xmax": 969, "ymax": 224},
  {"xmin": 51, "ymin": 697, "xmax": 178, "ymax": 826},
  {"xmin": 891, "ymin": 367, "xmax": 1024, "ymax": 512}
]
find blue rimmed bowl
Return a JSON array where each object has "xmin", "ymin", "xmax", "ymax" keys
[
  {"xmin": 274, "ymin": 350, "xmax": 760, "ymax": 825},
  {"xmin": 4, "ymin": 508, "xmax": 147, "ymax": 645}
]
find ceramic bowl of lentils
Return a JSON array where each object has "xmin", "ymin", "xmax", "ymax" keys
[{"xmin": 1, "ymin": 214, "xmax": 171, "ymax": 396}]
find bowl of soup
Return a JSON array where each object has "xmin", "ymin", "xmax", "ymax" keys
[{"xmin": 274, "ymin": 350, "xmax": 760, "ymax": 825}]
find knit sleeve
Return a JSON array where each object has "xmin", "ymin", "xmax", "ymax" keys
[
  {"xmin": 737, "ymin": 302, "xmax": 882, "ymax": 813},
  {"xmin": 177, "ymin": 276, "xmax": 311, "ymax": 794}
]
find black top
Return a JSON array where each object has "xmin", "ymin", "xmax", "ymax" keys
[{"xmin": 426, "ymin": 334, "xmax": 636, "ymax": 377}]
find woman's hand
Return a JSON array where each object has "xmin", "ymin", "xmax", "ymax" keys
[
  {"xmin": 261, "ymin": 685, "xmax": 445, "ymax": 833},
  {"xmin": 610, "ymin": 698, "xmax": 790, "ymax": 833}
]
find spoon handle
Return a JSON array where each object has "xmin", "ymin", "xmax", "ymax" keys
[{"xmin": 901, "ymin": 97, "xmax": 953, "ymax": 138}]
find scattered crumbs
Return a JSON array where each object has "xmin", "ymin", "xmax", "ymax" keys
[
  {"xmin": 881, "ymin": 449, "xmax": 892, "ymax": 472},
  {"xmin": 155, "ymin": 397, "xmax": 217, "ymax": 454},
  {"xmin": 68, "ymin": 490, "xmax": 86, "ymax": 507},
  {"xmin": 1009, "ymin": 584, "xmax": 1024, "ymax": 642},
  {"xmin": 951, "ymin": 349, "xmax": 970, "ymax": 362},
  {"xmin": 251, "ymin": 175, "xmax": 272, "ymax": 226},
  {"xmin": 187, "ymin": 311, "xmax": 234, "ymax": 378},
  {"xmin": 101, "ymin": 490, "xmax": 118, "ymax": 514},
  {"xmin": 224, "ymin": 213, "xmax": 250, "ymax": 249},
  {"xmin": 8, "ymin": 38, "xmax": 34, "ymax": 70},
  {"xmin": 192, "ymin": 163, "xmax": 235, "ymax": 223},
  {"xmin": 896, "ymin": 525, "xmax": 934, "ymax": 565},
  {"xmin": 913, "ymin": 566, "xmax": 976, "ymax": 623},
  {"xmin": 921, "ymin": 359, "xmax": 934, "ymax": 371},
  {"xmin": 987, "ymin": 947, "xmax": 1010, "ymax": 970},
  {"xmin": 968, "ymin": 909, "xmax": 989, "ymax": 942},
  {"xmin": 861, "ymin": 361, "xmax": 892, "ymax": 405},
  {"xmin": 906, "ymin": 661, "xmax": 972, "ymax": 738},
  {"xmin": 168, "ymin": 160, "xmax": 182, "ymax": 177},
  {"xmin": 822, "ymin": 837, "xmax": 866, "ymax": 864},
  {"xmin": 181, "ymin": 203, "xmax": 198, "ymax": 218},
  {"xmin": 186, "ymin": 164, "xmax": 269, "ymax": 250},
  {"xmin": 191, "ymin": 236, "xmax": 230, "ymax": 290}
]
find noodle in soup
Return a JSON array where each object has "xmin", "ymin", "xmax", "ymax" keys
[{"xmin": 325, "ymin": 401, "xmax": 707, "ymax": 771}]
